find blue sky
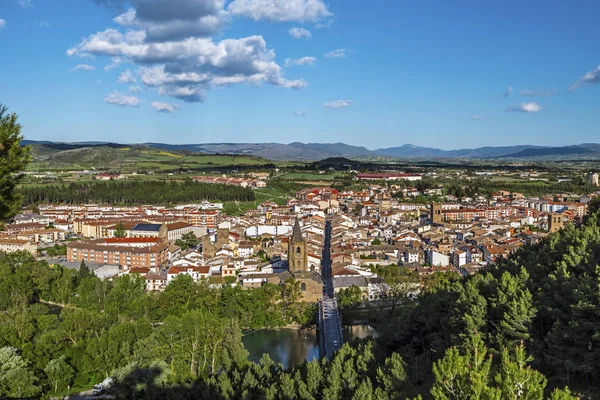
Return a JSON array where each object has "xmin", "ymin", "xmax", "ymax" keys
[{"xmin": 1, "ymin": 0, "xmax": 599, "ymax": 149}]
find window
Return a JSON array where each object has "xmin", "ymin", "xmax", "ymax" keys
[
  {"xmin": 296, "ymin": 246, "xmax": 301, "ymax": 255},
  {"xmin": 301, "ymin": 282, "xmax": 306, "ymax": 291}
]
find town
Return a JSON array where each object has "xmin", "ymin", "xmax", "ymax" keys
[{"xmin": 3, "ymin": 169, "xmax": 598, "ymax": 304}]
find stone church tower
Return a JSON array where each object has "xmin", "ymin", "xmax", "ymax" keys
[{"xmin": 288, "ymin": 217, "xmax": 308, "ymax": 272}]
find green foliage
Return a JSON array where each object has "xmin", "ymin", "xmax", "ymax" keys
[
  {"xmin": 44, "ymin": 355, "xmax": 74, "ymax": 393},
  {"xmin": 0, "ymin": 346, "xmax": 40, "ymax": 398},
  {"xmin": 19, "ymin": 180, "xmax": 255, "ymax": 206},
  {"xmin": 175, "ymin": 231, "xmax": 199, "ymax": 251},
  {"xmin": 371, "ymin": 238, "xmax": 382, "ymax": 246},
  {"xmin": 114, "ymin": 222, "xmax": 126, "ymax": 238},
  {"xmin": 0, "ymin": 104, "xmax": 31, "ymax": 223},
  {"xmin": 337, "ymin": 285, "xmax": 363, "ymax": 308}
]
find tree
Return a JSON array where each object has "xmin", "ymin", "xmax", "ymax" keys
[
  {"xmin": 0, "ymin": 346, "xmax": 40, "ymax": 398},
  {"xmin": 114, "ymin": 222, "xmax": 127, "ymax": 238},
  {"xmin": 78, "ymin": 259, "xmax": 92, "ymax": 282},
  {"xmin": 337, "ymin": 286, "xmax": 363, "ymax": 308},
  {"xmin": 44, "ymin": 355, "xmax": 74, "ymax": 393},
  {"xmin": 0, "ymin": 104, "xmax": 31, "ymax": 223},
  {"xmin": 371, "ymin": 238, "xmax": 382, "ymax": 246}
]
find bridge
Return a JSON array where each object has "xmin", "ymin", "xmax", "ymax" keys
[{"xmin": 318, "ymin": 219, "xmax": 343, "ymax": 360}]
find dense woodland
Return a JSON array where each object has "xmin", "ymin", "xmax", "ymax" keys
[
  {"xmin": 0, "ymin": 256, "xmax": 313, "ymax": 397},
  {"xmin": 18, "ymin": 180, "xmax": 255, "ymax": 206}
]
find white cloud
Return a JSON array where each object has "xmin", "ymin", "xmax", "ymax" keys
[
  {"xmin": 325, "ymin": 49, "xmax": 351, "ymax": 59},
  {"xmin": 471, "ymin": 115, "xmax": 484, "ymax": 120},
  {"xmin": 105, "ymin": 90, "xmax": 140, "ymax": 107},
  {"xmin": 68, "ymin": 29, "xmax": 307, "ymax": 102},
  {"xmin": 569, "ymin": 65, "xmax": 600, "ymax": 91},
  {"xmin": 129, "ymin": 85, "xmax": 141, "ymax": 93},
  {"xmin": 289, "ymin": 27, "xmax": 311, "ymax": 39},
  {"xmin": 324, "ymin": 100, "xmax": 352, "ymax": 109},
  {"xmin": 506, "ymin": 102, "xmax": 542, "ymax": 113},
  {"xmin": 71, "ymin": 64, "xmax": 96, "ymax": 71},
  {"xmin": 96, "ymin": 80, "xmax": 103, "ymax": 84},
  {"xmin": 118, "ymin": 69, "xmax": 137, "ymax": 83},
  {"xmin": 18, "ymin": 0, "xmax": 33, "ymax": 8},
  {"xmin": 284, "ymin": 56, "xmax": 316, "ymax": 67},
  {"xmin": 520, "ymin": 89, "xmax": 559, "ymax": 97},
  {"xmin": 502, "ymin": 85, "xmax": 513, "ymax": 97},
  {"xmin": 151, "ymin": 101, "xmax": 181, "ymax": 113},
  {"xmin": 294, "ymin": 111, "xmax": 307, "ymax": 116},
  {"xmin": 228, "ymin": 0, "xmax": 332, "ymax": 22},
  {"xmin": 0, "ymin": 19, "xmax": 6, "ymax": 30},
  {"xmin": 38, "ymin": 21, "xmax": 51, "ymax": 28},
  {"xmin": 104, "ymin": 56, "xmax": 125, "ymax": 71},
  {"xmin": 112, "ymin": 1, "xmax": 227, "ymax": 42}
]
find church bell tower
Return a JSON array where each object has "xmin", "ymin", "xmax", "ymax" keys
[{"xmin": 288, "ymin": 217, "xmax": 308, "ymax": 272}]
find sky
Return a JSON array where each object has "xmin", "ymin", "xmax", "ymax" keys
[{"xmin": 1, "ymin": 0, "xmax": 600, "ymax": 149}]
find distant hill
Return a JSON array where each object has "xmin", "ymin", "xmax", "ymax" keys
[
  {"xmin": 21, "ymin": 140, "xmax": 600, "ymax": 162},
  {"xmin": 374, "ymin": 144, "xmax": 549, "ymax": 159}
]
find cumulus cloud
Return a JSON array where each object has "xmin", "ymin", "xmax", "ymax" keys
[
  {"xmin": 68, "ymin": 27, "xmax": 307, "ymax": 102},
  {"xmin": 18, "ymin": 0, "xmax": 33, "ymax": 8},
  {"xmin": 289, "ymin": 27, "xmax": 311, "ymax": 39},
  {"xmin": 105, "ymin": 90, "xmax": 140, "ymax": 107},
  {"xmin": 118, "ymin": 69, "xmax": 137, "ymax": 83},
  {"xmin": 129, "ymin": 85, "xmax": 141, "ymax": 93},
  {"xmin": 520, "ymin": 89, "xmax": 559, "ymax": 97},
  {"xmin": 502, "ymin": 85, "xmax": 513, "ymax": 97},
  {"xmin": 569, "ymin": 65, "xmax": 600, "ymax": 91},
  {"xmin": 506, "ymin": 102, "xmax": 542, "ymax": 113},
  {"xmin": 71, "ymin": 64, "xmax": 95, "ymax": 71},
  {"xmin": 284, "ymin": 56, "xmax": 316, "ymax": 67},
  {"xmin": 0, "ymin": 19, "xmax": 6, "ymax": 30},
  {"xmin": 294, "ymin": 111, "xmax": 307, "ymax": 116},
  {"xmin": 325, "ymin": 49, "xmax": 351, "ymax": 59},
  {"xmin": 38, "ymin": 21, "xmax": 51, "ymax": 27},
  {"xmin": 112, "ymin": 0, "xmax": 227, "ymax": 42},
  {"xmin": 228, "ymin": 0, "xmax": 332, "ymax": 22},
  {"xmin": 324, "ymin": 100, "xmax": 352, "ymax": 109},
  {"xmin": 471, "ymin": 115, "xmax": 484, "ymax": 120},
  {"xmin": 96, "ymin": 80, "xmax": 103, "ymax": 84},
  {"xmin": 104, "ymin": 56, "xmax": 125, "ymax": 71},
  {"xmin": 151, "ymin": 101, "xmax": 181, "ymax": 113}
]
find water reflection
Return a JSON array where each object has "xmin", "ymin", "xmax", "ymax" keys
[
  {"xmin": 243, "ymin": 329, "xmax": 320, "ymax": 369},
  {"xmin": 243, "ymin": 325, "xmax": 378, "ymax": 369}
]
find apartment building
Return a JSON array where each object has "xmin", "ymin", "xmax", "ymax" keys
[{"xmin": 67, "ymin": 238, "xmax": 169, "ymax": 268}]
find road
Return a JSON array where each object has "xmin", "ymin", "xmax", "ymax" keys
[{"xmin": 320, "ymin": 218, "xmax": 343, "ymax": 360}]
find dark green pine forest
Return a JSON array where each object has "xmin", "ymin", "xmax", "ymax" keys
[{"xmin": 18, "ymin": 180, "xmax": 255, "ymax": 206}]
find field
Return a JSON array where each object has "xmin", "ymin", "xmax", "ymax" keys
[
  {"xmin": 27, "ymin": 145, "xmax": 275, "ymax": 173},
  {"xmin": 222, "ymin": 187, "xmax": 290, "ymax": 216}
]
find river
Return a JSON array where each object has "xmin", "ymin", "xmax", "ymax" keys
[{"xmin": 242, "ymin": 325, "xmax": 378, "ymax": 369}]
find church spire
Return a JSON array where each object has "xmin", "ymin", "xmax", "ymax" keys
[{"xmin": 291, "ymin": 216, "xmax": 303, "ymax": 242}]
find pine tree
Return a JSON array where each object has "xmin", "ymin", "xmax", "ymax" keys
[{"xmin": 0, "ymin": 104, "xmax": 31, "ymax": 223}]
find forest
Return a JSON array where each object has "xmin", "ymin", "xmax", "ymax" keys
[
  {"xmin": 0, "ymin": 255, "xmax": 312, "ymax": 397},
  {"xmin": 18, "ymin": 180, "xmax": 255, "ymax": 206}
]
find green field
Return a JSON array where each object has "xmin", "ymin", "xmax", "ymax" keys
[
  {"xmin": 223, "ymin": 187, "xmax": 290, "ymax": 216},
  {"xmin": 27, "ymin": 145, "xmax": 277, "ymax": 173}
]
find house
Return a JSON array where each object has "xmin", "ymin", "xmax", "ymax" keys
[{"xmin": 0, "ymin": 238, "xmax": 37, "ymax": 254}]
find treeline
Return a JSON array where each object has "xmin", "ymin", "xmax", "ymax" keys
[
  {"xmin": 18, "ymin": 180, "xmax": 255, "ymax": 205},
  {"xmin": 0, "ymin": 255, "xmax": 311, "ymax": 397}
]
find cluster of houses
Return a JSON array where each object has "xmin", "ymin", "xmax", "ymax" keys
[{"xmin": 1, "ymin": 179, "xmax": 599, "ymax": 304}]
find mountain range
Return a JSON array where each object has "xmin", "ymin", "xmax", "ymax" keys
[{"xmin": 21, "ymin": 140, "xmax": 600, "ymax": 161}]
